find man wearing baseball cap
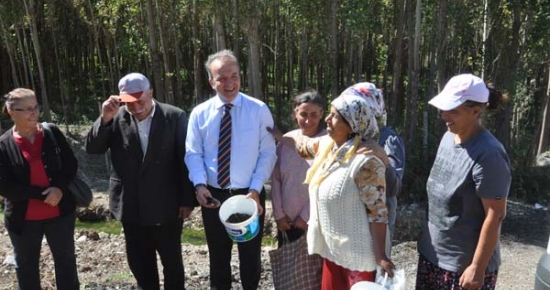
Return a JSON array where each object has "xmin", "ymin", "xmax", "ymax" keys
[
  {"xmin": 416, "ymin": 73, "xmax": 510, "ymax": 290},
  {"xmin": 86, "ymin": 72, "xmax": 197, "ymax": 289}
]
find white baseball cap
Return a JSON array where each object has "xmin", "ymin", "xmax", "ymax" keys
[
  {"xmin": 428, "ymin": 74, "xmax": 489, "ymax": 111},
  {"xmin": 118, "ymin": 73, "xmax": 150, "ymax": 102}
]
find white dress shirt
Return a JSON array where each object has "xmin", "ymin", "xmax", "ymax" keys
[
  {"xmin": 185, "ymin": 93, "xmax": 277, "ymax": 192},
  {"xmin": 129, "ymin": 102, "xmax": 156, "ymax": 157}
]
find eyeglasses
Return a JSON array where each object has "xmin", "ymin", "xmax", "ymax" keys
[{"xmin": 12, "ymin": 105, "xmax": 41, "ymax": 114}]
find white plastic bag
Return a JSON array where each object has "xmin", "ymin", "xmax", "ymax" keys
[{"xmin": 375, "ymin": 268, "xmax": 407, "ymax": 290}]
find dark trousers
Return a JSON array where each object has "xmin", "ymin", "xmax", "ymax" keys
[
  {"xmin": 8, "ymin": 212, "xmax": 79, "ymax": 290},
  {"xmin": 202, "ymin": 187, "xmax": 266, "ymax": 290},
  {"xmin": 122, "ymin": 220, "xmax": 185, "ymax": 290}
]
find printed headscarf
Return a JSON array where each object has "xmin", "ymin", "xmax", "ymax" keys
[
  {"xmin": 331, "ymin": 86, "xmax": 379, "ymax": 141},
  {"xmin": 304, "ymin": 84, "xmax": 380, "ymax": 185},
  {"xmin": 348, "ymin": 82, "xmax": 386, "ymax": 118}
]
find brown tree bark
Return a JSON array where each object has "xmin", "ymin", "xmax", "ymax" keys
[
  {"xmin": 406, "ymin": 0, "xmax": 421, "ymax": 148},
  {"xmin": 328, "ymin": 0, "xmax": 339, "ymax": 98},
  {"xmin": 0, "ymin": 16, "xmax": 20, "ymax": 88},
  {"xmin": 213, "ymin": 0, "xmax": 227, "ymax": 51},
  {"xmin": 145, "ymin": 0, "xmax": 166, "ymax": 102},
  {"xmin": 436, "ymin": 0, "xmax": 447, "ymax": 90},
  {"xmin": 246, "ymin": 0, "xmax": 262, "ymax": 100},
  {"xmin": 155, "ymin": 0, "xmax": 174, "ymax": 104},
  {"xmin": 192, "ymin": 0, "xmax": 204, "ymax": 103},
  {"xmin": 537, "ymin": 61, "xmax": 550, "ymax": 156},
  {"xmin": 391, "ymin": 0, "xmax": 406, "ymax": 125},
  {"xmin": 23, "ymin": 0, "xmax": 51, "ymax": 121}
]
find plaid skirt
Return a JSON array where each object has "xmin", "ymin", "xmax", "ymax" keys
[{"xmin": 415, "ymin": 254, "xmax": 498, "ymax": 290}]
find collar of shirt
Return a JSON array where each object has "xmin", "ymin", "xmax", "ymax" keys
[{"xmin": 214, "ymin": 93, "xmax": 242, "ymax": 109}]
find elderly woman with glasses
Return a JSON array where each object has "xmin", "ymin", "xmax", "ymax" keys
[
  {"xmin": 0, "ymin": 88, "xmax": 80, "ymax": 289},
  {"xmin": 272, "ymin": 85, "xmax": 396, "ymax": 289}
]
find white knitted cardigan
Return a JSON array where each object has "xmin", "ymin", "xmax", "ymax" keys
[{"xmin": 307, "ymin": 152, "xmax": 378, "ymax": 272}]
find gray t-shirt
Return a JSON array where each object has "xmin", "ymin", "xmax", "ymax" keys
[{"xmin": 417, "ymin": 129, "xmax": 511, "ymax": 273}]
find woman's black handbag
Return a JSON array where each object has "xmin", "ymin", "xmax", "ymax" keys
[{"xmin": 42, "ymin": 122, "xmax": 93, "ymax": 208}]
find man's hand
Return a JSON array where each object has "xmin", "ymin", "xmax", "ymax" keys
[
  {"xmin": 42, "ymin": 187, "xmax": 63, "ymax": 206},
  {"xmin": 267, "ymin": 127, "xmax": 296, "ymax": 147},
  {"xmin": 246, "ymin": 190, "xmax": 263, "ymax": 215},
  {"xmin": 195, "ymin": 186, "xmax": 219, "ymax": 209},
  {"xmin": 179, "ymin": 206, "xmax": 194, "ymax": 220},
  {"xmin": 266, "ymin": 127, "xmax": 283, "ymax": 142},
  {"xmin": 357, "ymin": 139, "xmax": 389, "ymax": 167},
  {"xmin": 101, "ymin": 95, "xmax": 121, "ymax": 124}
]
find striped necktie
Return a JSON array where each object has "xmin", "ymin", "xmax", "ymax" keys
[{"xmin": 217, "ymin": 103, "xmax": 233, "ymax": 188}]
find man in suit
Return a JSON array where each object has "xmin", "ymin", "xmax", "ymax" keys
[
  {"xmin": 86, "ymin": 73, "xmax": 196, "ymax": 290},
  {"xmin": 185, "ymin": 50, "xmax": 277, "ymax": 290}
]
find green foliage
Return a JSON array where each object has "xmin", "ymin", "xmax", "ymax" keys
[
  {"xmin": 510, "ymin": 167, "xmax": 550, "ymax": 204},
  {"xmin": 182, "ymin": 228, "xmax": 207, "ymax": 245},
  {"xmin": 76, "ymin": 219, "xmax": 277, "ymax": 246},
  {"xmin": 76, "ymin": 220, "xmax": 123, "ymax": 235},
  {"xmin": 104, "ymin": 271, "xmax": 134, "ymax": 283}
]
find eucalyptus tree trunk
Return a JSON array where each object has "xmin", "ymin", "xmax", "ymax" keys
[
  {"xmin": 231, "ymin": 0, "xmax": 242, "ymax": 60},
  {"xmin": 213, "ymin": 0, "xmax": 227, "ymax": 51},
  {"xmin": 192, "ymin": 0, "xmax": 204, "ymax": 103},
  {"xmin": 110, "ymin": 6, "xmax": 121, "ymax": 86},
  {"xmin": 145, "ymin": 0, "xmax": 166, "ymax": 102},
  {"xmin": 355, "ymin": 39, "xmax": 364, "ymax": 84},
  {"xmin": 88, "ymin": 0, "xmax": 107, "ymax": 100},
  {"xmin": 537, "ymin": 61, "xmax": 550, "ymax": 156},
  {"xmin": 406, "ymin": 0, "xmax": 421, "ymax": 147},
  {"xmin": 299, "ymin": 26, "xmax": 308, "ymax": 91},
  {"xmin": 493, "ymin": 0, "xmax": 521, "ymax": 150},
  {"xmin": 105, "ymin": 8, "xmax": 117, "ymax": 90},
  {"xmin": 328, "ymin": 0, "xmax": 339, "ymax": 98},
  {"xmin": 16, "ymin": 26, "xmax": 31, "ymax": 86},
  {"xmin": 436, "ymin": 0, "xmax": 447, "ymax": 90},
  {"xmin": 172, "ymin": 0, "xmax": 184, "ymax": 104},
  {"xmin": 287, "ymin": 22, "xmax": 295, "ymax": 95},
  {"xmin": 51, "ymin": 26, "xmax": 69, "ymax": 132},
  {"xmin": 481, "ymin": 0, "xmax": 488, "ymax": 79},
  {"xmin": 155, "ymin": 0, "xmax": 174, "ymax": 104},
  {"xmin": 23, "ymin": 0, "xmax": 51, "ymax": 121},
  {"xmin": 425, "ymin": 25, "xmax": 438, "ymax": 163},
  {"xmin": 273, "ymin": 0, "xmax": 282, "ymax": 122},
  {"xmin": 246, "ymin": 0, "xmax": 262, "ymax": 100},
  {"xmin": 346, "ymin": 31, "xmax": 353, "ymax": 85},
  {"xmin": 391, "ymin": 0, "xmax": 406, "ymax": 125},
  {"xmin": 0, "ymin": 16, "xmax": 20, "ymax": 87}
]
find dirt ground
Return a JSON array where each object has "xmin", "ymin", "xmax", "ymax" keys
[{"xmin": 0, "ymin": 196, "xmax": 547, "ymax": 289}]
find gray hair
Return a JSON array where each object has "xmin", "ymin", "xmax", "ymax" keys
[
  {"xmin": 204, "ymin": 50, "xmax": 239, "ymax": 79},
  {"xmin": 293, "ymin": 91, "xmax": 325, "ymax": 109},
  {"xmin": 2, "ymin": 88, "xmax": 35, "ymax": 115}
]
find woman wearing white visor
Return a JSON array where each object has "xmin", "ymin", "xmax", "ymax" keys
[{"xmin": 416, "ymin": 74, "xmax": 511, "ymax": 290}]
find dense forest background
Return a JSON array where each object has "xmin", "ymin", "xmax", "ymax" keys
[{"xmin": 1, "ymin": 0, "xmax": 550, "ymax": 201}]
